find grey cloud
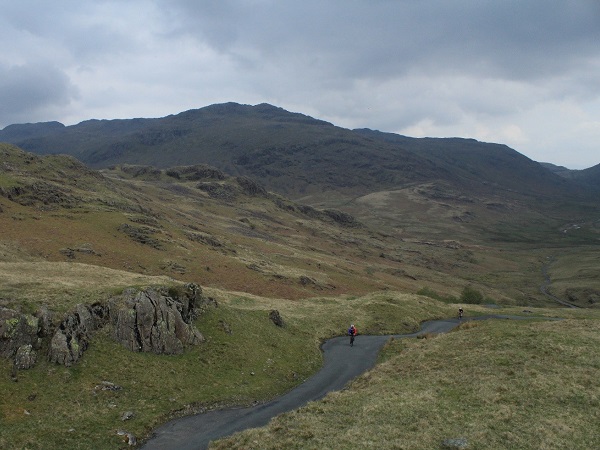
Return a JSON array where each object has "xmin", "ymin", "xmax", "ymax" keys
[
  {"xmin": 1, "ymin": 0, "xmax": 147, "ymax": 63},
  {"xmin": 0, "ymin": 62, "xmax": 78, "ymax": 126},
  {"xmin": 157, "ymin": 0, "xmax": 600, "ymax": 82}
]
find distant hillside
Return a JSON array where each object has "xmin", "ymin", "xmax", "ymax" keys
[
  {"xmin": 2, "ymin": 103, "xmax": 599, "ymax": 245},
  {"xmin": 0, "ymin": 143, "xmax": 400, "ymax": 301},
  {"xmin": 2, "ymin": 103, "xmax": 594, "ymax": 199},
  {"xmin": 540, "ymin": 162, "xmax": 600, "ymax": 190},
  {"xmin": 2, "ymin": 141, "xmax": 600, "ymax": 313},
  {"xmin": 353, "ymin": 129, "xmax": 582, "ymax": 198},
  {"xmin": 575, "ymin": 164, "xmax": 600, "ymax": 189},
  {"xmin": 539, "ymin": 162, "xmax": 577, "ymax": 178},
  {"xmin": 0, "ymin": 103, "xmax": 438, "ymax": 199}
]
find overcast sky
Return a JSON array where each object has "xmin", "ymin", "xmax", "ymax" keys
[{"xmin": 1, "ymin": 1, "xmax": 599, "ymax": 169}]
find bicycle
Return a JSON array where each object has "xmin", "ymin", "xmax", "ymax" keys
[{"xmin": 348, "ymin": 324, "xmax": 357, "ymax": 346}]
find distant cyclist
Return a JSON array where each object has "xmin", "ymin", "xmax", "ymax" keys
[
  {"xmin": 348, "ymin": 324, "xmax": 357, "ymax": 346},
  {"xmin": 458, "ymin": 307, "xmax": 464, "ymax": 319}
]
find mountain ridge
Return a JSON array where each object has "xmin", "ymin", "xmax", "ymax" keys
[
  {"xmin": 2, "ymin": 102, "xmax": 598, "ymax": 169},
  {"xmin": 1, "ymin": 102, "xmax": 597, "ymax": 198},
  {"xmin": 1, "ymin": 102, "xmax": 599, "ymax": 245}
]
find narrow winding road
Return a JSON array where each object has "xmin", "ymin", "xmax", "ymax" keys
[{"xmin": 142, "ymin": 314, "xmax": 539, "ymax": 450}]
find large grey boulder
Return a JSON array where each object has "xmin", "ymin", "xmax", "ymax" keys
[{"xmin": 110, "ymin": 284, "xmax": 206, "ymax": 355}]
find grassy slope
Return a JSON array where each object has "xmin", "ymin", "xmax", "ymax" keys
[
  {"xmin": 213, "ymin": 314, "xmax": 600, "ymax": 450},
  {"xmin": 4, "ymin": 144, "xmax": 579, "ymax": 310},
  {"xmin": 0, "ymin": 289, "xmax": 459, "ymax": 449},
  {"xmin": 1, "ymin": 144, "xmax": 411, "ymax": 306},
  {"xmin": 2, "ymin": 145, "xmax": 600, "ymax": 448}
]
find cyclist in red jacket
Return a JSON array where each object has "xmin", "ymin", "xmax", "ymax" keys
[{"xmin": 348, "ymin": 324, "xmax": 357, "ymax": 346}]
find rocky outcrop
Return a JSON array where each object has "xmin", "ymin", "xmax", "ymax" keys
[
  {"xmin": 48, "ymin": 303, "xmax": 109, "ymax": 366},
  {"xmin": 236, "ymin": 176, "xmax": 268, "ymax": 197},
  {"xmin": 118, "ymin": 223, "xmax": 163, "ymax": 249},
  {"xmin": 166, "ymin": 164, "xmax": 226, "ymax": 181},
  {"xmin": 322, "ymin": 208, "xmax": 361, "ymax": 228},
  {"xmin": 196, "ymin": 182, "xmax": 237, "ymax": 201},
  {"xmin": 275, "ymin": 200, "xmax": 362, "ymax": 228},
  {"xmin": 2, "ymin": 283, "xmax": 212, "ymax": 372},
  {"xmin": 565, "ymin": 287, "xmax": 600, "ymax": 306},
  {"xmin": 36, "ymin": 305, "xmax": 55, "ymax": 337},
  {"xmin": 185, "ymin": 231, "xmax": 224, "ymax": 248},
  {"xmin": 0, "ymin": 308, "xmax": 41, "ymax": 361},
  {"xmin": 0, "ymin": 182, "xmax": 80, "ymax": 208},
  {"xmin": 109, "ymin": 284, "xmax": 208, "ymax": 355}
]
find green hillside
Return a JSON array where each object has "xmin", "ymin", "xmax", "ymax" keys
[{"xmin": 1, "ymin": 105, "xmax": 600, "ymax": 449}]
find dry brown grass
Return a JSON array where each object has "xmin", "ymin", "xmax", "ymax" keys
[
  {"xmin": 2, "ymin": 154, "xmax": 587, "ymax": 309},
  {"xmin": 0, "ymin": 260, "xmax": 175, "ymax": 312},
  {"xmin": 0, "ymin": 261, "xmax": 171, "ymax": 288},
  {"xmin": 544, "ymin": 248, "xmax": 600, "ymax": 307}
]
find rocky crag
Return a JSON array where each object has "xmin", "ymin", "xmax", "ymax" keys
[{"xmin": 1, "ymin": 283, "xmax": 214, "ymax": 375}]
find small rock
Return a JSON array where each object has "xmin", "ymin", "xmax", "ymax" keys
[
  {"xmin": 117, "ymin": 430, "xmax": 137, "ymax": 446},
  {"xmin": 299, "ymin": 275, "xmax": 315, "ymax": 286},
  {"xmin": 14, "ymin": 344, "xmax": 37, "ymax": 370},
  {"xmin": 97, "ymin": 381, "xmax": 122, "ymax": 391},
  {"xmin": 441, "ymin": 437, "xmax": 469, "ymax": 449},
  {"xmin": 269, "ymin": 310, "xmax": 284, "ymax": 327},
  {"xmin": 219, "ymin": 319, "xmax": 232, "ymax": 334},
  {"xmin": 121, "ymin": 411, "xmax": 135, "ymax": 421}
]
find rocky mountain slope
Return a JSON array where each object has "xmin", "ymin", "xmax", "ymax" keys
[
  {"xmin": 2, "ymin": 102, "xmax": 599, "ymax": 246},
  {"xmin": 1, "ymin": 103, "xmax": 596, "ymax": 200},
  {"xmin": 541, "ymin": 162, "xmax": 600, "ymax": 190},
  {"xmin": 0, "ymin": 143, "xmax": 398, "ymax": 302},
  {"xmin": 2, "ymin": 140, "xmax": 599, "ymax": 311}
]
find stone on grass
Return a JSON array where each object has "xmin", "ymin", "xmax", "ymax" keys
[
  {"xmin": 441, "ymin": 437, "xmax": 469, "ymax": 449},
  {"xmin": 269, "ymin": 310, "xmax": 284, "ymax": 327},
  {"xmin": 14, "ymin": 344, "xmax": 37, "ymax": 369}
]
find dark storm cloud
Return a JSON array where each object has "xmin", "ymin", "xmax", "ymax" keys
[
  {"xmin": 159, "ymin": 0, "xmax": 600, "ymax": 81},
  {"xmin": 0, "ymin": 62, "xmax": 78, "ymax": 125}
]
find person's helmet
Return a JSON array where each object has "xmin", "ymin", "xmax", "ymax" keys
[{"xmin": 351, "ymin": 324, "xmax": 354, "ymax": 327}]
